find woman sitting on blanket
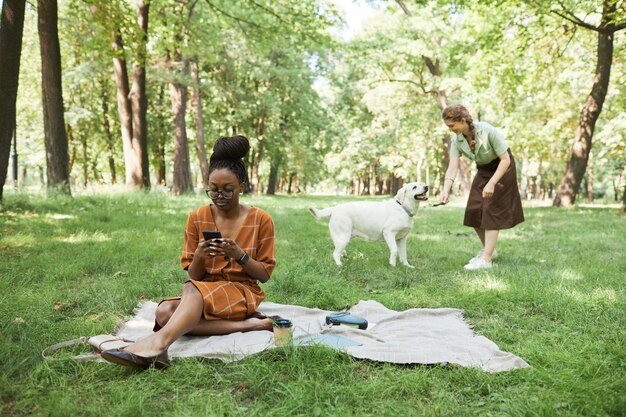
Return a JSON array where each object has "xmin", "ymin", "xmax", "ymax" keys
[{"xmin": 102, "ymin": 135, "xmax": 276, "ymax": 368}]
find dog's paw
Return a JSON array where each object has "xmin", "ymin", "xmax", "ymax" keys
[{"xmin": 403, "ymin": 263, "xmax": 415, "ymax": 269}]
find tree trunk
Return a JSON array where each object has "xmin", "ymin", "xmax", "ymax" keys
[
  {"xmin": 436, "ymin": 135, "xmax": 448, "ymax": 195},
  {"xmin": 362, "ymin": 170, "xmax": 371, "ymax": 195},
  {"xmin": 520, "ymin": 156, "xmax": 529, "ymax": 199},
  {"xmin": 587, "ymin": 152, "xmax": 593, "ymax": 203},
  {"xmin": 621, "ymin": 166, "xmax": 626, "ymax": 212},
  {"xmin": 67, "ymin": 124, "xmax": 75, "ymax": 174},
  {"xmin": 81, "ymin": 128, "xmax": 88, "ymax": 187},
  {"xmin": 190, "ymin": 59, "xmax": 210, "ymax": 187},
  {"xmin": 151, "ymin": 84, "xmax": 167, "ymax": 186},
  {"xmin": 0, "ymin": 0, "xmax": 26, "ymax": 201},
  {"xmin": 293, "ymin": 174, "xmax": 300, "ymax": 194},
  {"xmin": 535, "ymin": 159, "xmax": 543, "ymax": 199},
  {"xmin": 458, "ymin": 159, "xmax": 471, "ymax": 195},
  {"xmin": 111, "ymin": 29, "xmax": 142, "ymax": 189},
  {"xmin": 266, "ymin": 152, "xmax": 282, "ymax": 195},
  {"xmin": 100, "ymin": 78, "xmax": 117, "ymax": 184},
  {"xmin": 155, "ymin": 141, "xmax": 166, "ymax": 186},
  {"xmin": 553, "ymin": 6, "xmax": 617, "ymax": 206},
  {"xmin": 91, "ymin": 152, "xmax": 101, "ymax": 184},
  {"xmin": 250, "ymin": 109, "xmax": 266, "ymax": 195},
  {"xmin": 38, "ymin": 0, "xmax": 70, "ymax": 194},
  {"xmin": 390, "ymin": 175, "xmax": 401, "ymax": 196},
  {"xmin": 287, "ymin": 172, "xmax": 294, "ymax": 194},
  {"xmin": 130, "ymin": 0, "xmax": 150, "ymax": 189},
  {"xmin": 170, "ymin": 55, "xmax": 193, "ymax": 195}
]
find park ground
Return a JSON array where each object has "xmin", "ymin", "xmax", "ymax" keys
[{"xmin": 1, "ymin": 192, "xmax": 625, "ymax": 416}]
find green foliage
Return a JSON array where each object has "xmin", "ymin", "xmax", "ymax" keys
[
  {"xmin": 1, "ymin": 193, "xmax": 625, "ymax": 416},
  {"xmin": 323, "ymin": 0, "xmax": 625, "ymax": 194},
  {"xmin": 10, "ymin": 0, "xmax": 626, "ymax": 196}
]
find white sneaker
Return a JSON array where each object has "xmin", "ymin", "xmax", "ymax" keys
[
  {"xmin": 464, "ymin": 258, "xmax": 493, "ymax": 270},
  {"xmin": 470, "ymin": 249, "xmax": 497, "ymax": 263}
]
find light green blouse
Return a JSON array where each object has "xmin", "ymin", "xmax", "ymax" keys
[{"xmin": 449, "ymin": 121, "xmax": 509, "ymax": 165}]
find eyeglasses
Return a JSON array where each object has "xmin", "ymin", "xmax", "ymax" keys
[{"xmin": 205, "ymin": 188, "xmax": 235, "ymax": 199}]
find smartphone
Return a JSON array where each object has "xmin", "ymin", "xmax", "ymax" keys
[
  {"xmin": 202, "ymin": 230, "xmax": 222, "ymax": 241},
  {"xmin": 202, "ymin": 230, "xmax": 228, "ymax": 260}
]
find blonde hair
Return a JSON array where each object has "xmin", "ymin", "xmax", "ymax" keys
[{"xmin": 442, "ymin": 104, "xmax": 476, "ymax": 139}]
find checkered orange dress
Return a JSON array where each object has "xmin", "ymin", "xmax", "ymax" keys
[{"xmin": 166, "ymin": 205, "xmax": 276, "ymax": 323}]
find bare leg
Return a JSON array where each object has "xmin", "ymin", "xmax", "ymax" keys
[
  {"xmin": 474, "ymin": 227, "xmax": 486, "ymax": 247},
  {"xmin": 187, "ymin": 318, "xmax": 272, "ymax": 335},
  {"xmin": 156, "ymin": 299, "xmax": 272, "ymax": 336},
  {"xmin": 482, "ymin": 229, "xmax": 499, "ymax": 262},
  {"xmin": 126, "ymin": 283, "xmax": 272, "ymax": 357}
]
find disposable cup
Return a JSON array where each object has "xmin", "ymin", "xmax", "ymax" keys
[{"xmin": 273, "ymin": 318, "xmax": 293, "ymax": 347}]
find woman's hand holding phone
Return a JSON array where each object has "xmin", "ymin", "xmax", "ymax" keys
[
  {"xmin": 210, "ymin": 238, "xmax": 243, "ymax": 261},
  {"xmin": 196, "ymin": 230, "xmax": 222, "ymax": 259},
  {"xmin": 199, "ymin": 230, "xmax": 243, "ymax": 260},
  {"xmin": 195, "ymin": 238, "xmax": 213, "ymax": 259}
]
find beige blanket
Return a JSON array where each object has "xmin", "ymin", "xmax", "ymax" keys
[{"xmin": 113, "ymin": 300, "xmax": 529, "ymax": 373}]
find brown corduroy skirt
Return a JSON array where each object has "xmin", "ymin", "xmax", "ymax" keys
[{"xmin": 463, "ymin": 149, "xmax": 524, "ymax": 230}]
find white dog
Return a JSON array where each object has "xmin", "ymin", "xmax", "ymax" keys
[{"xmin": 309, "ymin": 182, "xmax": 428, "ymax": 267}]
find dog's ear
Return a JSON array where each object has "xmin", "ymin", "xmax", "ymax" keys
[{"xmin": 395, "ymin": 186, "xmax": 407, "ymax": 203}]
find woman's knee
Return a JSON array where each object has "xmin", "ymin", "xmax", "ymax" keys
[
  {"xmin": 155, "ymin": 300, "xmax": 178, "ymax": 326},
  {"xmin": 182, "ymin": 281, "xmax": 201, "ymax": 298}
]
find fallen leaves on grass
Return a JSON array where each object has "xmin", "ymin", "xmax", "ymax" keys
[
  {"xmin": 231, "ymin": 383, "xmax": 249, "ymax": 395},
  {"xmin": 54, "ymin": 301, "xmax": 78, "ymax": 311}
]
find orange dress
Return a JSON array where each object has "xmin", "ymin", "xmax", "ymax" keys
[{"xmin": 162, "ymin": 205, "xmax": 276, "ymax": 323}]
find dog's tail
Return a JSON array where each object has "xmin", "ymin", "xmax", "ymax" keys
[{"xmin": 308, "ymin": 207, "xmax": 333, "ymax": 219}]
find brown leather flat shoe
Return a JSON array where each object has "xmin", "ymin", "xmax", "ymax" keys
[{"xmin": 101, "ymin": 348, "xmax": 169, "ymax": 369}]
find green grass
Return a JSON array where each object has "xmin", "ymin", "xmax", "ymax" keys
[{"xmin": 1, "ymin": 192, "xmax": 625, "ymax": 416}]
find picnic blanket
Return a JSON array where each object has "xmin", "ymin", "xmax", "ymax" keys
[{"xmin": 113, "ymin": 300, "xmax": 529, "ymax": 373}]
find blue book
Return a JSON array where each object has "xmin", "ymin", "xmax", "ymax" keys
[{"xmin": 294, "ymin": 333, "xmax": 362, "ymax": 349}]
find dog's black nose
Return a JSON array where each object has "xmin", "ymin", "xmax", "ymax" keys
[{"xmin": 424, "ymin": 185, "xmax": 429, "ymax": 192}]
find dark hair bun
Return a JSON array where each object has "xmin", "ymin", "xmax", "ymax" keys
[{"xmin": 211, "ymin": 135, "xmax": 250, "ymax": 162}]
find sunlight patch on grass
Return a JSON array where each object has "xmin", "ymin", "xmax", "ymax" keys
[
  {"xmin": 414, "ymin": 235, "xmax": 443, "ymax": 242},
  {"xmin": 467, "ymin": 277, "xmax": 510, "ymax": 292},
  {"xmin": 577, "ymin": 204, "xmax": 622, "ymax": 210},
  {"xmin": 498, "ymin": 233, "xmax": 524, "ymax": 240},
  {"xmin": 558, "ymin": 269, "xmax": 584, "ymax": 281},
  {"xmin": 2, "ymin": 210, "xmax": 39, "ymax": 219},
  {"xmin": 85, "ymin": 314, "xmax": 103, "ymax": 323},
  {"xmin": 564, "ymin": 287, "xmax": 618, "ymax": 304},
  {"xmin": 2, "ymin": 234, "xmax": 37, "ymax": 246},
  {"xmin": 162, "ymin": 207, "xmax": 188, "ymax": 216},
  {"xmin": 60, "ymin": 231, "xmax": 110, "ymax": 244},
  {"xmin": 276, "ymin": 237, "xmax": 293, "ymax": 246},
  {"xmin": 45, "ymin": 213, "xmax": 75, "ymax": 220}
]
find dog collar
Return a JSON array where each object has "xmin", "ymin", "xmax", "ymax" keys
[{"xmin": 395, "ymin": 199, "xmax": 415, "ymax": 217}]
